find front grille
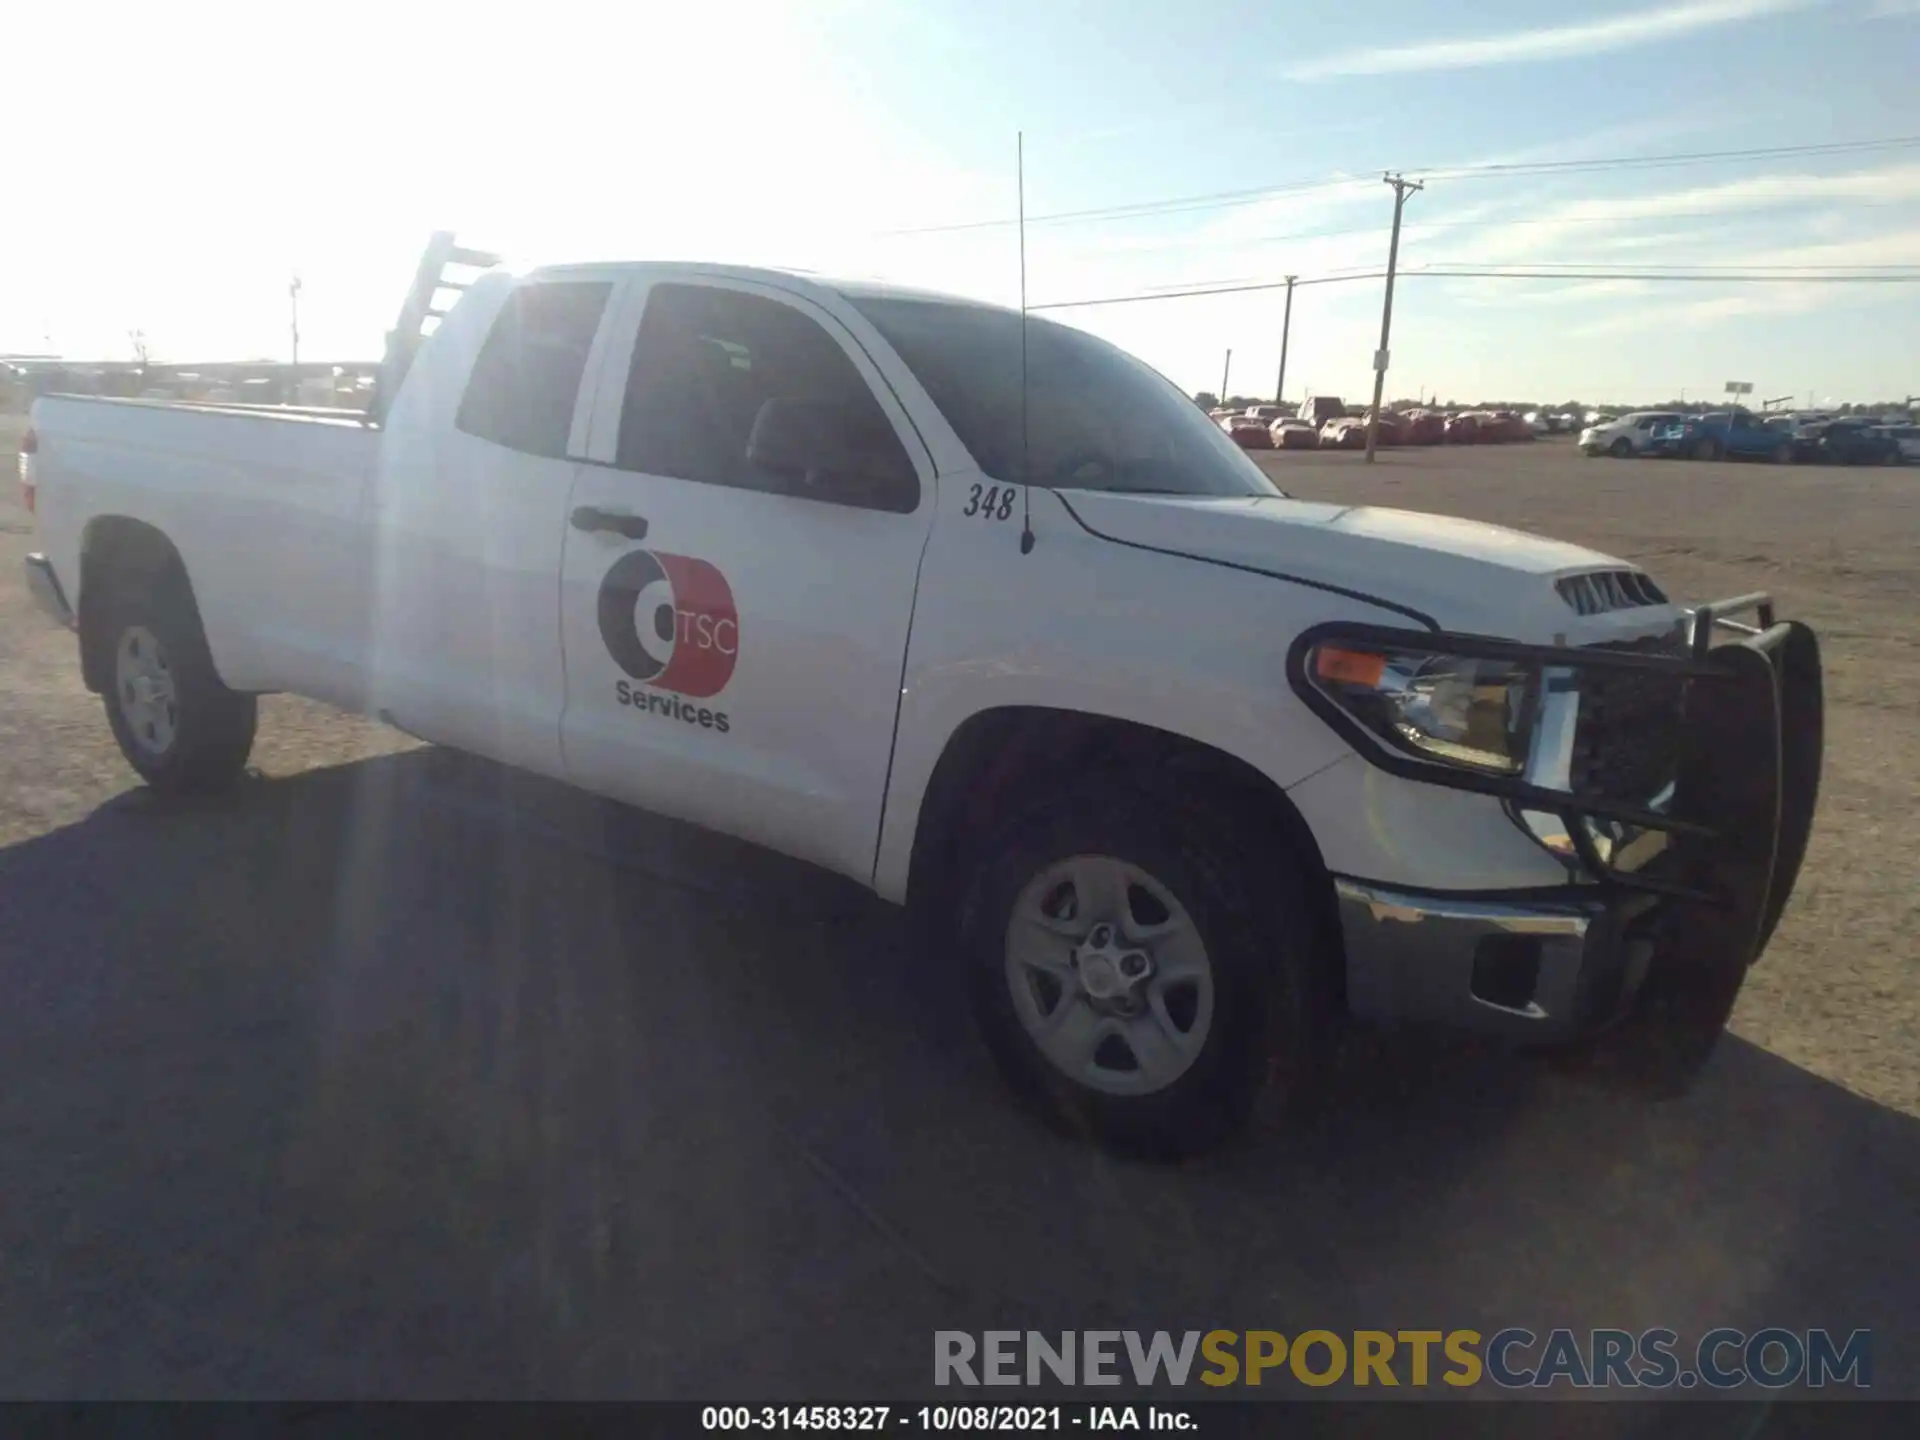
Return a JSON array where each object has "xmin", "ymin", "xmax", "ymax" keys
[
  {"xmin": 1570, "ymin": 633, "xmax": 1687, "ymax": 804},
  {"xmin": 1556, "ymin": 568, "xmax": 1669, "ymax": 617}
]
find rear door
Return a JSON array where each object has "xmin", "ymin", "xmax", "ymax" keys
[
  {"xmin": 365, "ymin": 276, "xmax": 616, "ymax": 778},
  {"xmin": 557, "ymin": 275, "xmax": 936, "ymax": 882}
]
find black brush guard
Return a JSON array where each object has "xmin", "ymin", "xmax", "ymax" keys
[{"xmin": 1287, "ymin": 595, "xmax": 1823, "ymax": 1074}]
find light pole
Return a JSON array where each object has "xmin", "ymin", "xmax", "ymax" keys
[{"xmin": 1220, "ymin": 348, "xmax": 1232, "ymax": 407}]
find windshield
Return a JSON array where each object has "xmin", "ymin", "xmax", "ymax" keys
[{"xmin": 846, "ymin": 295, "xmax": 1283, "ymax": 499}]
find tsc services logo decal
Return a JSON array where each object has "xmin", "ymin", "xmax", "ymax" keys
[{"xmin": 597, "ymin": 549, "xmax": 738, "ymax": 732}]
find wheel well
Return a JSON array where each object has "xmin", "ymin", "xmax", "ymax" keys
[
  {"xmin": 905, "ymin": 707, "xmax": 1343, "ymax": 1000},
  {"xmin": 77, "ymin": 516, "xmax": 191, "ymax": 694}
]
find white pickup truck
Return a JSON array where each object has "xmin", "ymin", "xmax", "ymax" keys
[{"xmin": 20, "ymin": 236, "xmax": 1822, "ymax": 1157}]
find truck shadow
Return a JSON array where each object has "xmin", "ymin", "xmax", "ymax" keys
[{"xmin": 0, "ymin": 748, "xmax": 1912, "ymax": 1409}]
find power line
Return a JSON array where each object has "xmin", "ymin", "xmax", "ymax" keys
[
  {"xmin": 1031, "ymin": 276, "xmax": 1381, "ymax": 309},
  {"xmin": 1410, "ymin": 137, "xmax": 1920, "ymax": 182},
  {"xmin": 1419, "ymin": 269, "xmax": 1920, "ymax": 281},
  {"xmin": 1414, "ymin": 261, "xmax": 1920, "ymax": 273},
  {"xmin": 1030, "ymin": 268, "xmax": 1920, "ymax": 311},
  {"xmin": 1011, "ymin": 198, "xmax": 1920, "ymax": 263},
  {"xmin": 871, "ymin": 135, "xmax": 1920, "ymax": 238},
  {"xmin": 873, "ymin": 174, "xmax": 1369, "ymax": 237}
]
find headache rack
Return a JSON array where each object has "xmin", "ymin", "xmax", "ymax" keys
[
  {"xmin": 1286, "ymin": 593, "xmax": 1823, "ymax": 949},
  {"xmin": 363, "ymin": 231, "xmax": 502, "ymax": 428}
]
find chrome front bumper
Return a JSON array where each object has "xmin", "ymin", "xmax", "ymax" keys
[
  {"xmin": 24, "ymin": 553, "xmax": 76, "ymax": 630},
  {"xmin": 1335, "ymin": 879, "xmax": 1659, "ymax": 1042}
]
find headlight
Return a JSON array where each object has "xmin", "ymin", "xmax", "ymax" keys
[{"xmin": 1307, "ymin": 643, "xmax": 1535, "ymax": 775}]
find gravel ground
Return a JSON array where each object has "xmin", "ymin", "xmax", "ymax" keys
[{"xmin": 0, "ymin": 416, "xmax": 1913, "ymax": 1408}]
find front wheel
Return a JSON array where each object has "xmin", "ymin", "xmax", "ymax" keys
[
  {"xmin": 1693, "ymin": 436, "xmax": 1722, "ymax": 462},
  {"xmin": 1773, "ymin": 440, "xmax": 1795, "ymax": 464},
  {"xmin": 96, "ymin": 578, "xmax": 257, "ymax": 795},
  {"xmin": 958, "ymin": 786, "xmax": 1333, "ymax": 1158},
  {"xmin": 1608, "ymin": 437, "xmax": 1633, "ymax": 458}
]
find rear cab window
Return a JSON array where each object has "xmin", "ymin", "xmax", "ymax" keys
[{"xmin": 455, "ymin": 280, "xmax": 613, "ymax": 458}]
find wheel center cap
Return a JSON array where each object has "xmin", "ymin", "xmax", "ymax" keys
[
  {"xmin": 1079, "ymin": 954, "xmax": 1125, "ymax": 1000},
  {"xmin": 1075, "ymin": 939, "xmax": 1153, "ymax": 1002}
]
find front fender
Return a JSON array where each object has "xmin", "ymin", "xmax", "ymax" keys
[{"xmin": 871, "ymin": 519, "xmax": 1395, "ymax": 903}]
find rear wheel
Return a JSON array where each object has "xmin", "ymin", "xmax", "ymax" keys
[
  {"xmin": 958, "ymin": 785, "xmax": 1333, "ymax": 1159},
  {"xmin": 1773, "ymin": 440, "xmax": 1795, "ymax": 464},
  {"xmin": 96, "ymin": 577, "xmax": 256, "ymax": 795}
]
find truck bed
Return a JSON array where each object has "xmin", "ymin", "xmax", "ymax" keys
[
  {"xmin": 27, "ymin": 392, "xmax": 382, "ymax": 701},
  {"xmin": 30, "ymin": 393, "xmax": 378, "ymax": 517}
]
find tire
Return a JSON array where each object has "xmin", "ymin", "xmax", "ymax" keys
[
  {"xmin": 96, "ymin": 573, "xmax": 256, "ymax": 795},
  {"xmin": 1773, "ymin": 441, "xmax": 1794, "ymax": 465},
  {"xmin": 1608, "ymin": 437, "xmax": 1633, "ymax": 459},
  {"xmin": 957, "ymin": 783, "xmax": 1334, "ymax": 1159},
  {"xmin": 1693, "ymin": 437, "xmax": 1722, "ymax": 462}
]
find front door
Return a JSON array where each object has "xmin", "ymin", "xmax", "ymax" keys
[{"xmin": 558, "ymin": 276, "xmax": 936, "ymax": 882}]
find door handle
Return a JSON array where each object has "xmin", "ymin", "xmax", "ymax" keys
[{"xmin": 570, "ymin": 506, "xmax": 649, "ymax": 540}]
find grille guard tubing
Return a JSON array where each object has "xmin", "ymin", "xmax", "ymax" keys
[{"xmin": 1284, "ymin": 594, "xmax": 1824, "ymax": 967}]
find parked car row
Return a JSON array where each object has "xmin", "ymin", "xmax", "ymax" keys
[
  {"xmin": 1218, "ymin": 397, "xmax": 1918, "ymax": 464},
  {"xmin": 1579, "ymin": 407, "xmax": 1918, "ymax": 465},
  {"xmin": 1216, "ymin": 401, "xmax": 1541, "ymax": 452},
  {"xmin": 1764, "ymin": 413, "xmax": 1912, "ymax": 466}
]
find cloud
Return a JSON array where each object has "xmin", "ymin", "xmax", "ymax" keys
[
  {"xmin": 1455, "ymin": 164, "xmax": 1920, "ymax": 263},
  {"xmin": 1566, "ymin": 284, "xmax": 1829, "ymax": 337},
  {"xmin": 1866, "ymin": 0, "xmax": 1920, "ymax": 15},
  {"xmin": 1284, "ymin": 0, "xmax": 1809, "ymax": 81}
]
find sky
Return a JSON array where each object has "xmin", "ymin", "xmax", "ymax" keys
[{"xmin": 4, "ymin": 0, "xmax": 1917, "ymax": 405}]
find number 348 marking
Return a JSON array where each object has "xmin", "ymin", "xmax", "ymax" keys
[{"xmin": 963, "ymin": 483, "xmax": 1018, "ymax": 522}]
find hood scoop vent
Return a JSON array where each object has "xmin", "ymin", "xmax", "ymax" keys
[{"xmin": 1555, "ymin": 568, "xmax": 1668, "ymax": 616}]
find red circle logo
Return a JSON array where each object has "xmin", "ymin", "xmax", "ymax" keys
[{"xmin": 597, "ymin": 550, "xmax": 739, "ymax": 698}]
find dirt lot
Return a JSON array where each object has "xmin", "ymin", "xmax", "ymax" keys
[{"xmin": 1, "ymin": 416, "xmax": 1914, "ymax": 1406}]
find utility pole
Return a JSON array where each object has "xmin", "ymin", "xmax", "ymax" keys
[
  {"xmin": 1274, "ymin": 275, "xmax": 1297, "ymax": 406},
  {"xmin": 1365, "ymin": 172, "xmax": 1423, "ymax": 463},
  {"xmin": 289, "ymin": 275, "xmax": 302, "ymax": 369},
  {"xmin": 1221, "ymin": 348, "xmax": 1232, "ymax": 407}
]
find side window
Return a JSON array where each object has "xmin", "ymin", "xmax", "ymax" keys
[
  {"xmin": 455, "ymin": 280, "xmax": 611, "ymax": 459},
  {"xmin": 615, "ymin": 283, "xmax": 917, "ymax": 513}
]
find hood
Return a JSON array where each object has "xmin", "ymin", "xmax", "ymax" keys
[{"xmin": 1058, "ymin": 491, "xmax": 1684, "ymax": 643}]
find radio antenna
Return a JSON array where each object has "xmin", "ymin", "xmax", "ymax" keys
[{"xmin": 1017, "ymin": 130, "xmax": 1035, "ymax": 555}]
